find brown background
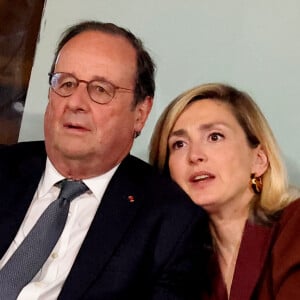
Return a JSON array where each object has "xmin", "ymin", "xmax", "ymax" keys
[{"xmin": 0, "ymin": 0, "xmax": 45, "ymax": 144}]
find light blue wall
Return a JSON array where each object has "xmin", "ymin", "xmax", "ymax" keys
[{"xmin": 19, "ymin": 0, "xmax": 300, "ymax": 185}]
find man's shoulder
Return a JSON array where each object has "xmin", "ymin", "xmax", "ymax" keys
[
  {"xmin": 0, "ymin": 141, "xmax": 46, "ymax": 170},
  {"xmin": 119, "ymin": 154, "xmax": 180, "ymax": 195},
  {"xmin": 119, "ymin": 154, "xmax": 206, "ymax": 217},
  {"xmin": 120, "ymin": 154, "xmax": 153, "ymax": 170},
  {"xmin": 0, "ymin": 141, "xmax": 45, "ymax": 154}
]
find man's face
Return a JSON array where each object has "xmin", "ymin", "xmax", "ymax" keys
[{"xmin": 44, "ymin": 30, "xmax": 152, "ymax": 178}]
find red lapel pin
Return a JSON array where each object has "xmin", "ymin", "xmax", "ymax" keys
[{"xmin": 128, "ymin": 195, "xmax": 135, "ymax": 203}]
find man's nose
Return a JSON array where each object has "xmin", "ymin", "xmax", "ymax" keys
[{"xmin": 65, "ymin": 82, "xmax": 90, "ymax": 110}]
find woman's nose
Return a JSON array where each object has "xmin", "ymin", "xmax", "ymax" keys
[{"xmin": 188, "ymin": 144, "xmax": 207, "ymax": 163}]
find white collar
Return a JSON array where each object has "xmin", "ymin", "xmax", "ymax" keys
[{"xmin": 38, "ymin": 158, "xmax": 119, "ymax": 201}]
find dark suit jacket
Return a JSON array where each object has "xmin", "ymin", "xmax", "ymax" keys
[
  {"xmin": 203, "ymin": 198, "xmax": 300, "ymax": 300},
  {"xmin": 0, "ymin": 141, "xmax": 210, "ymax": 300}
]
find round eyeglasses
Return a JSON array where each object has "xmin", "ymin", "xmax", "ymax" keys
[{"xmin": 48, "ymin": 72, "xmax": 134, "ymax": 104}]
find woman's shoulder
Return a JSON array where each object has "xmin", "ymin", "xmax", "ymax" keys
[
  {"xmin": 251, "ymin": 193, "xmax": 300, "ymax": 299},
  {"xmin": 280, "ymin": 198, "xmax": 300, "ymax": 220},
  {"xmin": 275, "ymin": 197, "xmax": 300, "ymax": 236},
  {"xmin": 262, "ymin": 198, "xmax": 300, "ymax": 299}
]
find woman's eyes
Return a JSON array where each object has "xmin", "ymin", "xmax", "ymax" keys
[
  {"xmin": 208, "ymin": 132, "xmax": 224, "ymax": 142},
  {"xmin": 170, "ymin": 140, "xmax": 186, "ymax": 150},
  {"xmin": 169, "ymin": 132, "xmax": 224, "ymax": 151}
]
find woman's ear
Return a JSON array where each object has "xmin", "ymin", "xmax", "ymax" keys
[{"xmin": 252, "ymin": 145, "xmax": 269, "ymax": 177}]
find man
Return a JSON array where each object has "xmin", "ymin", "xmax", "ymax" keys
[{"xmin": 0, "ymin": 21, "xmax": 209, "ymax": 299}]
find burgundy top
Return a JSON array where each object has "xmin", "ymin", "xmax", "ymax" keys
[{"xmin": 203, "ymin": 198, "xmax": 300, "ymax": 300}]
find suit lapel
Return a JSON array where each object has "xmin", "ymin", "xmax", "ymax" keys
[
  {"xmin": 230, "ymin": 221, "xmax": 275, "ymax": 300},
  {"xmin": 59, "ymin": 155, "xmax": 144, "ymax": 299}
]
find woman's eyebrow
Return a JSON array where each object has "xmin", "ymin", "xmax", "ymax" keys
[
  {"xmin": 198, "ymin": 122, "xmax": 229, "ymax": 131},
  {"xmin": 170, "ymin": 122, "xmax": 229, "ymax": 138},
  {"xmin": 169, "ymin": 128, "xmax": 187, "ymax": 138},
  {"xmin": 169, "ymin": 121, "xmax": 232, "ymax": 144}
]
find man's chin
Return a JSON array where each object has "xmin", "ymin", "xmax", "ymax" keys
[{"xmin": 56, "ymin": 143, "xmax": 93, "ymax": 161}]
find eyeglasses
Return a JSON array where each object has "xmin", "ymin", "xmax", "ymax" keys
[{"xmin": 48, "ymin": 72, "xmax": 134, "ymax": 104}]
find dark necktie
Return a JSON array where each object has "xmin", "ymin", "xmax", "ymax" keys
[{"xmin": 0, "ymin": 179, "xmax": 88, "ymax": 300}]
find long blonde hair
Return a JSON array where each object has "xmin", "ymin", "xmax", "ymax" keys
[{"xmin": 150, "ymin": 83, "xmax": 296, "ymax": 221}]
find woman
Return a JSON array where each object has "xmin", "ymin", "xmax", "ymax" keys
[{"xmin": 149, "ymin": 83, "xmax": 300, "ymax": 299}]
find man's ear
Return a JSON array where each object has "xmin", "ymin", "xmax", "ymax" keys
[
  {"xmin": 252, "ymin": 145, "xmax": 269, "ymax": 177},
  {"xmin": 134, "ymin": 96, "xmax": 153, "ymax": 133}
]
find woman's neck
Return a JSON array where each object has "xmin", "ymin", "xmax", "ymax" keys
[{"xmin": 210, "ymin": 209, "xmax": 249, "ymax": 296}]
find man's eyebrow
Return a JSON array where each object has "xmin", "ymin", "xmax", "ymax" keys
[{"xmin": 91, "ymin": 75, "xmax": 112, "ymax": 82}]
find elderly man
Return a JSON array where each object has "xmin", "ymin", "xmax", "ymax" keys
[{"xmin": 0, "ymin": 21, "xmax": 209, "ymax": 299}]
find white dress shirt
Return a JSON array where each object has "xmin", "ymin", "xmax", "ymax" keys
[{"xmin": 0, "ymin": 158, "xmax": 118, "ymax": 300}]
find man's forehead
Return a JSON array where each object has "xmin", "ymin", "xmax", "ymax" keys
[
  {"xmin": 54, "ymin": 31, "xmax": 137, "ymax": 85},
  {"xmin": 61, "ymin": 31, "xmax": 135, "ymax": 55},
  {"xmin": 56, "ymin": 31, "xmax": 136, "ymax": 67}
]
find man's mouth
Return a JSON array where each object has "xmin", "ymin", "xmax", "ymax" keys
[{"xmin": 64, "ymin": 123, "xmax": 89, "ymax": 131}]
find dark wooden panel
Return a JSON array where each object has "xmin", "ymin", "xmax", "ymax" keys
[{"xmin": 0, "ymin": 0, "xmax": 45, "ymax": 144}]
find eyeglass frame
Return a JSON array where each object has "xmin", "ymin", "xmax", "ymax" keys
[{"xmin": 48, "ymin": 72, "xmax": 135, "ymax": 104}]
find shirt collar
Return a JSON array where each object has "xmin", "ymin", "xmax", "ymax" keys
[{"xmin": 38, "ymin": 158, "xmax": 119, "ymax": 201}]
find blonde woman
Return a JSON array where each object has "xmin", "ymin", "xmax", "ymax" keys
[{"xmin": 150, "ymin": 83, "xmax": 300, "ymax": 299}]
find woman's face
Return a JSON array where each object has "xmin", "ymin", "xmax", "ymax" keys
[{"xmin": 168, "ymin": 99, "xmax": 267, "ymax": 215}]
